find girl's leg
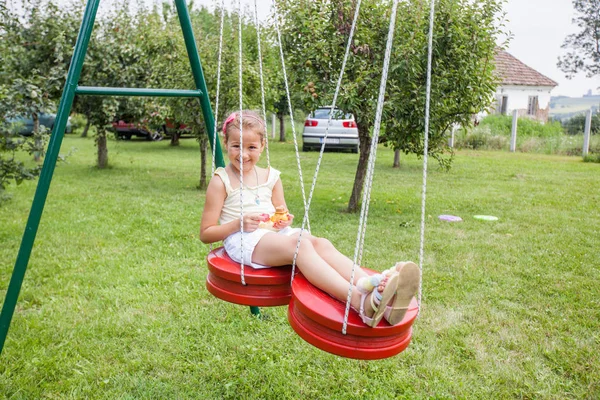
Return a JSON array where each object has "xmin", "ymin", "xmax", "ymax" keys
[
  {"xmin": 290, "ymin": 232, "xmax": 370, "ymax": 283},
  {"xmin": 252, "ymin": 233, "xmax": 387, "ymax": 317}
]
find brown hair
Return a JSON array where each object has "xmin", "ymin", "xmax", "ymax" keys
[{"xmin": 222, "ymin": 110, "xmax": 266, "ymax": 144}]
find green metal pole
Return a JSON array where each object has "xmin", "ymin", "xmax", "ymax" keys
[
  {"xmin": 174, "ymin": 0, "xmax": 225, "ymax": 169},
  {"xmin": 174, "ymin": 1, "xmax": 259, "ymax": 317},
  {"xmin": 75, "ymin": 86, "xmax": 203, "ymax": 97},
  {"xmin": 0, "ymin": 0, "xmax": 101, "ymax": 356}
]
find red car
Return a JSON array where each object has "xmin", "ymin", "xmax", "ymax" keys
[
  {"xmin": 112, "ymin": 118, "xmax": 190, "ymax": 141},
  {"xmin": 112, "ymin": 120, "xmax": 156, "ymax": 140}
]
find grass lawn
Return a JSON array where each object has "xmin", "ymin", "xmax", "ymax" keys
[{"xmin": 1, "ymin": 135, "xmax": 599, "ymax": 398}]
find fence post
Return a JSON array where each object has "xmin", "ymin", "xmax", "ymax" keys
[
  {"xmin": 448, "ymin": 124, "xmax": 456, "ymax": 148},
  {"xmin": 510, "ymin": 110, "xmax": 518, "ymax": 152},
  {"xmin": 272, "ymin": 113, "xmax": 276, "ymax": 139},
  {"xmin": 583, "ymin": 109, "xmax": 592, "ymax": 157}
]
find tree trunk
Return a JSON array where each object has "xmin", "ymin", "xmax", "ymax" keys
[
  {"xmin": 347, "ymin": 125, "xmax": 371, "ymax": 213},
  {"xmin": 170, "ymin": 130, "xmax": 181, "ymax": 146},
  {"xmin": 97, "ymin": 128, "xmax": 108, "ymax": 168},
  {"xmin": 33, "ymin": 112, "xmax": 41, "ymax": 162},
  {"xmin": 81, "ymin": 118, "xmax": 91, "ymax": 138},
  {"xmin": 278, "ymin": 114, "xmax": 285, "ymax": 142},
  {"xmin": 393, "ymin": 149, "xmax": 400, "ymax": 168},
  {"xmin": 199, "ymin": 132, "xmax": 208, "ymax": 190}
]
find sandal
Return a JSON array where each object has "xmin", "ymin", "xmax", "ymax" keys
[
  {"xmin": 356, "ymin": 273, "xmax": 399, "ymax": 327},
  {"xmin": 383, "ymin": 262, "xmax": 420, "ymax": 326}
]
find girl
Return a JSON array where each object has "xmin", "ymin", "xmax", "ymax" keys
[{"xmin": 200, "ymin": 110, "xmax": 420, "ymax": 327}]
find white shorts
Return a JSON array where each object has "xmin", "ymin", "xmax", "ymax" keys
[{"xmin": 223, "ymin": 227, "xmax": 301, "ymax": 269}]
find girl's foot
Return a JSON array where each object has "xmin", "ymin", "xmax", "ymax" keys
[
  {"xmin": 356, "ymin": 273, "xmax": 399, "ymax": 327},
  {"xmin": 383, "ymin": 262, "xmax": 420, "ymax": 325}
]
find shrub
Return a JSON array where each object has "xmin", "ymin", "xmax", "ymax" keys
[
  {"xmin": 0, "ymin": 122, "xmax": 47, "ymax": 203},
  {"xmin": 519, "ymin": 137, "xmax": 543, "ymax": 153},
  {"xmin": 454, "ymin": 125, "xmax": 507, "ymax": 150},
  {"xmin": 562, "ymin": 112, "xmax": 600, "ymax": 136},
  {"xmin": 69, "ymin": 113, "xmax": 87, "ymax": 132},
  {"xmin": 583, "ymin": 154, "xmax": 600, "ymax": 163},
  {"xmin": 480, "ymin": 114, "xmax": 564, "ymax": 138}
]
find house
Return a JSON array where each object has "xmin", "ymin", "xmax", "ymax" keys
[{"xmin": 492, "ymin": 50, "xmax": 558, "ymax": 123}]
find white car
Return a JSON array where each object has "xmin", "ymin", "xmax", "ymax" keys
[{"xmin": 302, "ymin": 107, "xmax": 359, "ymax": 153}]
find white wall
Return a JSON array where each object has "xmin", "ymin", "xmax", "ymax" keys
[{"xmin": 495, "ymin": 85, "xmax": 554, "ymax": 113}]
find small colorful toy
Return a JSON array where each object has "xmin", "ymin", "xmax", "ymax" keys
[
  {"xmin": 258, "ymin": 206, "xmax": 290, "ymax": 231},
  {"xmin": 438, "ymin": 214, "xmax": 463, "ymax": 222},
  {"xmin": 473, "ymin": 215, "xmax": 499, "ymax": 221}
]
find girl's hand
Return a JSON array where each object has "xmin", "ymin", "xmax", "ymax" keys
[
  {"xmin": 274, "ymin": 213, "xmax": 294, "ymax": 230},
  {"xmin": 241, "ymin": 213, "xmax": 262, "ymax": 232}
]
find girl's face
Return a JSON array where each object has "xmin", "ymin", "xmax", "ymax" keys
[{"xmin": 225, "ymin": 128, "xmax": 265, "ymax": 173}]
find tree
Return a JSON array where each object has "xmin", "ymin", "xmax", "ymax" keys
[
  {"xmin": 558, "ymin": 0, "xmax": 600, "ymax": 81},
  {"xmin": 562, "ymin": 112, "xmax": 600, "ymax": 135},
  {"xmin": 0, "ymin": 83, "xmax": 47, "ymax": 204},
  {"xmin": 0, "ymin": 1, "xmax": 82, "ymax": 202},
  {"xmin": 1, "ymin": 1, "xmax": 82, "ymax": 161},
  {"xmin": 79, "ymin": 5, "xmax": 154, "ymax": 168},
  {"xmin": 142, "ymin": 4, "xmax": 277, "ymax": 188},
  {"xmin": 277, "ymin": 0, "xmax": 505, "ymax": 212}
]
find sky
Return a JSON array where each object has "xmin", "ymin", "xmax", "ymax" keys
[
  {"xmin": 10, "ymin": 0, "xmax": 600, "ymax": 97},
  {"xmin": 501, "ymin": 0, "xmax": 599, "ymax": 97}
]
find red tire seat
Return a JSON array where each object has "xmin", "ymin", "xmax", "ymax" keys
[
  {"xmin": 288, "ymin": 269, "xmax": 419, "ymax": 360},
  {"xmin": 206, "ymin": 247, "xmax": 293, "ymax": 307}
]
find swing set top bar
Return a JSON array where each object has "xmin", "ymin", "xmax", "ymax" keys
[{"xmin": 75, "ymin": 86, "xmax": 204, "ymax": 97}]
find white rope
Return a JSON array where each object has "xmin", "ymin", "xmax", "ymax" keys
[
  {"xmin": 342, "ymin": 0, "xmax": 399, "ymax": 335},
  {"xmin": 253, "ymin": 0, "xmax": 270, "ymax": 167},
  {"xmin": 209, "ymin": 0, "xmax": 226, "ymax": 254},
  {"xmin": 418, "ymin": 0, "xmax": 436, "ymax": 313},
  {"xmin": 289, "ymin": 0, "xmax": 363, "ymax": 283},
  {"xmin": 237, "ymin": 0, "xmax": 246, "ymax": 286},
  {"xmin": 271, "ymin": 0, "xmax": 311, "ymax": 234},
  {"xmin": 210, "ymin": 0, "xmax": 225, "ymax": 177}
]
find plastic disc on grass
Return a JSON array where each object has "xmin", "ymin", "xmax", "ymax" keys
[
  {"xmin": 438, "ymin": 215, "xmax": 463, "ymax": 222},
  {"xmin": 473, "ymin": 215, "xmax": 499, "ymax": 221}
]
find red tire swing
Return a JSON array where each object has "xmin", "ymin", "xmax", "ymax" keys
[
  {"xmin": 203, "ymin": 0, "xmax": 433, "ymax": 360},
  {"xmin": 288, "ymin": 271, "xmax": 420, "ymax": 360},
  {"xmin": 280, "ymin": 0, "xmax": 431, "ymax": 359},
  {"xmin": 204, "ymin": 0, "xmax": 294, "ymax": 310},
  {"xmin": 206, "ymin": 247, "xmax": 293, "ymax": 307}
]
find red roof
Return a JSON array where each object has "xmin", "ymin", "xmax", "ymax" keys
[{"xmin": 494, "ymin": 50, "xmax": 558, "ymax": 87}]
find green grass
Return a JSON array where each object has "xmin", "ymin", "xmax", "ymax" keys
[{"xmin": 1, "ymin": 135, "xmax": 599, "ymax": 398}]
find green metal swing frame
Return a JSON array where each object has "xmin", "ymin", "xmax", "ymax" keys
[{"xmin": 0, "ymin": 0, "xmax": 260, "ymax": 357}]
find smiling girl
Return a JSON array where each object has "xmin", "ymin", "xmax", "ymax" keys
[{"xmin": 200, "ymin": 110, "xmax": 419, "ymax": 327}]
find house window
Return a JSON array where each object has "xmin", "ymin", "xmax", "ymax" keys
[
  {"xmin": 500, "ymin": 96, "xmax": 508, "ymax": 115},
  {"xmin": 528, "ymin": 96, "xmax": 539, "ymax": 115}
]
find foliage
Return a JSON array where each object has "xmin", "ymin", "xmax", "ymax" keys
[
  {"xmin": 276, "ymin": 0, "xmax": 506, "ymax": 211},
  {"xmin": 454, "ymin": 116, "xmax": 600, "ymax": 155},
  {"xmin": 558, "ymin": 0, "xmax": 600, "ymax": 80},
  {"xmin": 454, "ymin": 125, "xmax": 507, "ymax": 150},
  {"xmin": 480, "ymin": 114, "xmax": 564, "ymax": 138},
  {"xmin": 0, "ymin": 1, "xmax": 67, "ymax": 201},
  {"xmin": 583, "ymin": 153, "xmax": 600, "ymax": 163},
  {"xmin": 0, "ymin": 121, "xmax": 47, "ymax": 203},
  {"xmin": 140, "ymin": 4, "xmax": 282, "ymax": 184},
  {"xmin": 562, "ymin": 111, "xmax": 600, "ymax": 135},
  {"xmin": 68, "ymin": 113, "xmax": 87, "ymax": 133},
  {"xmin": 384, "ymin": 0, "xmax": 504, "ymax": 167}
]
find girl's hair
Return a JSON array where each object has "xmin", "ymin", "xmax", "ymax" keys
[{"xmin": 222, "ymin": 110, "xmax": 266, "ymax": 143}]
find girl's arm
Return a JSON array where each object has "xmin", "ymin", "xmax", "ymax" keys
[
  {"xmin": 271, "ymin": 178, "xmax": 295, "ymax": 229},
  {"xmin": 271, "ymin": 178, "xmax": 287, "ymax": 210},
  {"xmin": 200, "ymin": 176, "xmax": 241, "ymax": 243}
]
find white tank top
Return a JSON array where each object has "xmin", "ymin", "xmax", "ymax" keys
[{"xmin": 214, "ymin": 166, "xmax": 280, "ymax": 225}]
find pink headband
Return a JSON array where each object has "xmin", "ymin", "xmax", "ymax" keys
[{"xmin": 222, "ymin": 112, "xmax": 265, "ymax": 134}]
